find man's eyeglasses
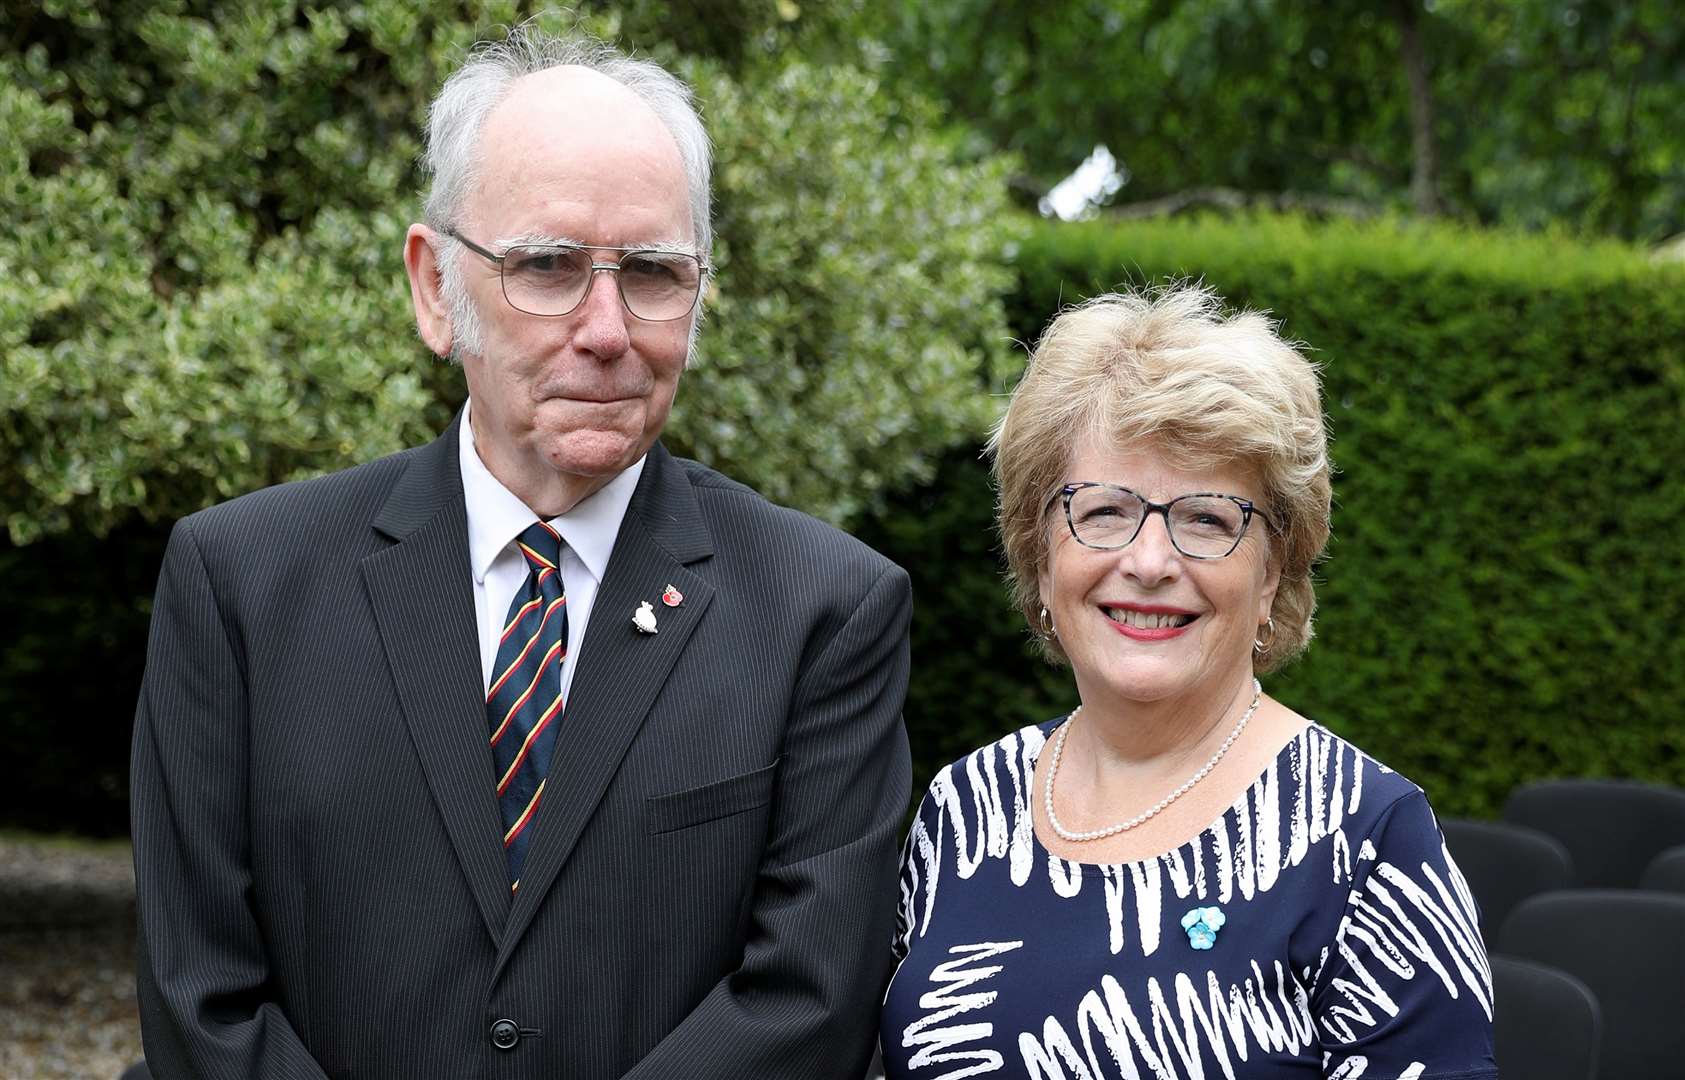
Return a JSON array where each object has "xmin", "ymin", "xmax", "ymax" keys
[
  {"xmin": 1050, "ymin": 482, "xmax": 1270, "ymax": 559},
  {"xmin": 448, "ymin": 230, "xmax": 708, "ymax": 322}
]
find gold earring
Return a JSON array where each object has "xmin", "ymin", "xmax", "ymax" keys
[{"xmin": 1039, "ymin": 605, "xmax": 1057, "ymax": 640}]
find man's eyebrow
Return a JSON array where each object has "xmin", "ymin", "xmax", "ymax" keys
[
  {"xmin": 492, "ymin": 231, "xmax": 698, "ymax": 256},
  {"xmin": 493, "ymin": 230, "xmax": 583, "ymax": 248}
]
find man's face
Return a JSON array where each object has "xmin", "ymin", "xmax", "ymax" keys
[{"xmin": 447, "ymin": 67, "xmax": 696, "ymax": 499}]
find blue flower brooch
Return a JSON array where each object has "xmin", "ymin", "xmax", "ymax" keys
[{"xmin": 1180, "ymin": 906, "xmax": 1226, "ymax": 950}]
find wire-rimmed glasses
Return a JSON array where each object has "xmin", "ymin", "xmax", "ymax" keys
[
  {"xmin": 448, "ymin": 230, "xmax": 707, "ymax": 322},
  {"xmin": 1050, "ymin": 482, "xmax": 1269, "ymax": 559}
]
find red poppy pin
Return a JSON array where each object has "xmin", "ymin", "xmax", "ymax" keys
[{"xmin": 661, "ymin": 584, "xmax": 684, "ymax": 608}]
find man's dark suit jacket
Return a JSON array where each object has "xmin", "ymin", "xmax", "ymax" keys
[{"xmin": 130, "ymin": 416, "xmax": 912, "ymax": 1079}]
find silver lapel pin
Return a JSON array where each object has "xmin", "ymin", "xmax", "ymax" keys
[{"xmin": 633, "ymin": 600, "xmax": 659, "ymax": 634}]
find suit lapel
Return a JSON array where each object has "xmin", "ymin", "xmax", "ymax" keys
[
  {"xmin": 360, "ymin": 414, "xmax": 510, "ymax": 943},
  {"xmin": 496, "ymin": 444, "xmax": 716, "ymax": 967}
]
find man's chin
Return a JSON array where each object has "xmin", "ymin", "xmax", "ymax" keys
[{"xmin": 537, "ymin": 429, "xmax": 652, "ymax": 478}]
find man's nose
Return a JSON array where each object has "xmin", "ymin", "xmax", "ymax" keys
[{"xmin": 572, "ymin": 266, "xmax": 632, "ymax": 358}]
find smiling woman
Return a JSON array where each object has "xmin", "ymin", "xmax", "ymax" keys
[
  {"xmin": 1037, "ymin": 441, "xmax": 1278, "ymax": 737},
  {"xmin": 880, "ymin": 285, "xmax": 1498, "ymax": 1080}
]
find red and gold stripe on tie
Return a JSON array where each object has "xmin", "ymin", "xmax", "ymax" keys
[
  {"xmin": 505, "ymin": 778, "xmax": 547, "ymax": 893},
  {"xmin": 496, "ymin": 693, "xmax": 564, "ymax": 796},
  {"xmin": 499, "ymin": 596, "xmax": 543, "ymax": 642},
  {"xmin": 504, "ymin": 778, "xmax": 547, "ymax": 847},
  {"xmin": 498, "ymin": 778, "xmax": 545, "ymax": 845},
  {"xmin": 489, "ymin": 638, "xmax": 565, "ymax": 747},
  {"xmin": 487, "ymin": 597, "xmax": 567, "ymax": 702},
  {"xmin": 517, "ymin": 540, "xmax": 558, "ymax": 571}
]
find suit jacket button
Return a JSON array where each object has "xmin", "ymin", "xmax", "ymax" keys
[{"xmin": 490, "ymin": 1019, "xmax": 521, "ymax": 1050}]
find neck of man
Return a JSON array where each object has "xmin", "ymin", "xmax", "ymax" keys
[{"xmin": 508, "ymin": 468, "xmax": 616, "ymax": 520}]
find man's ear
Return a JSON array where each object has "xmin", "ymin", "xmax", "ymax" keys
[{"xmin": 403, "ymin": 225, "xmax": 453, "ymax": 358}]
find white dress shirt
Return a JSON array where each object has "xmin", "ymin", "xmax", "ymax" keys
[{"xmin": 458, "ymin": 398, "xmax": 644, "ymax": 700}]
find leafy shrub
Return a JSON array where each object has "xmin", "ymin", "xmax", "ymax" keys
[
  {"xmin": 0, "ymin": 2, "xmax": 1017, "ymax": 546},
  {"xmin": 864, "ymin": 212, "xmax": 1685, "ymax": 817},
  {"xmin": 674, "ymin": 59, "xmax": 1018, "ymax": 521},
  {"xmin": 0, "ymin": 1, "xmax": 1017, "ymax": 832}
]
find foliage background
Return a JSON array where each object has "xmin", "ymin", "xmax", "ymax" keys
[
  {"xmin": 1, "ymin": 0, "xmax": 1017, "ymax": 544},
  {"xmin": 0, "ymin": 0, "xmax": 1018, "ymax": 832},
  {"xmin": 859, "ymin": 215, "xmax": 1685, "ymax": 817},
  {"xmin": 3, "ymin": 0, "xmax": 1683, "ymax": 834},
  {"xmin": 875, "ymin": 0, "xmax": 1685, "ymax": 240}
]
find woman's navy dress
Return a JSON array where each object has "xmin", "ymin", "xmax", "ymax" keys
[{"xmin": 881, "ymin": 720, "xmax": 1498, "ymax": 1079}]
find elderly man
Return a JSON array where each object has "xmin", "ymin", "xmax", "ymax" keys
[{"xmin": 130, "ymin": 27, "xmax": 911, "ymax": 1080}]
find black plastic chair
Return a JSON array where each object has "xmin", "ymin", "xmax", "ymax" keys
[
  {"xmin": 1490, "ymin": 954, "xmax": 1600, "ymax": 1080},
  {"xmin": 1440, "ymin": 817, "xmax": 1573, "ymax": 943},
  {"xmin": 1641, "ymin": 844, "xmax": 1685, "ymax": 894},
  {"xmin": 1502, "ymin": 778, "xmax": 1685, "ymax": 887},
  {"xmin": 1499, "ymin": 890, "xmax": 1685, "ymax": 1080}
]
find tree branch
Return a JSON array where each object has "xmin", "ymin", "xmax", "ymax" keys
[
  {"xmin": 1103, "ymin": 187, "xmax": 1380, "ymax": 221},
  {"xmin": 1392, "ymin": 0, "xmax": 1440, "ymax": 216}
]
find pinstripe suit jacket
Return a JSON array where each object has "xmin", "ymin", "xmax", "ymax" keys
[{"xmin": 130, "ymin": 416, "xmax": 912, "ymax": 1079}]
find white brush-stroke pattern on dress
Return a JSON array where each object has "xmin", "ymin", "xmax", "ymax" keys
[{"xmin": 889, "ymin": 723, "xmax": 1494, "ymax": 1080}]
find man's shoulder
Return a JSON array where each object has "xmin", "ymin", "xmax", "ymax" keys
[
  {"xmin": 177, "ymin": 442, "xmax": 426, "ymax": 544},
  {"xmin": 671, "ymin": 454, "xmax": 899, "ymax": 577}
]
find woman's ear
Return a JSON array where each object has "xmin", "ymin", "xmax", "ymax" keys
[{"xmin": 1257, "ymin": 549, "xmax": 1282, "ymax": 625}]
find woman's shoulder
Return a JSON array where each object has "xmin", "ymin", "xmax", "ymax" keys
[
  {"xmin": 1295, "ymin": 720, "xmax": 1441, "ymax": 832},
  {"xmin": 912, "ymin": 717, "xmax": 1066, "ymax": 808}
]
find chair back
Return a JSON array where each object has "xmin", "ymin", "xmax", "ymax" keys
[
  {"xmin": 1503, "ymin": 778, "xmax": 1685, "ymax": 887},
  {"xmin": 1491, "ymin": 955, "xmax": 1600, "ymax": 1080},
  {"xmin": 1500, "ymin": 890, "xmax": 1685, "ymax": 1079},
  {"xmin": 1640, "ymin": 845, "xmax": 1685, "ymax": 894},
  {"xmin": 1441, "ymin": 817, "xmax": 1572, "ymax": 942}
]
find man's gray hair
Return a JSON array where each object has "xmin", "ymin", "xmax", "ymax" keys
[
  {"xmin": 419, "ymin": 24, "xmax": 713, "ymax": 358},
  {"xmin": 422, "ymin": 25, "xmax": 712, "ymax": 252}
]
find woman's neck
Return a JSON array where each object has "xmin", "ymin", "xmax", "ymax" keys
[{"xmin": 1068, "ymin": 670, "xmax": 1258, "ymax": 778}]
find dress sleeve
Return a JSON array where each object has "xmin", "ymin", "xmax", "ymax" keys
[
  {"xmin": 1311, "ymin": 789, "xmax": 1498, "ymax": 1080},
  {"xmin": 891, "ymin": 781, "xmax": 941, "ymax": 966}
]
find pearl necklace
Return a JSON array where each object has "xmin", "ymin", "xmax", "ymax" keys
[{"xmin": 1043, "ymin": 679, "xmax": 1263, "ymax": 842}]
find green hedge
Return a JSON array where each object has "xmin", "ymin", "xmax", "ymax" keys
[
  {"xmin": 10, "ymin": 206, "xmax": 1685, "ymax": 833},
  {"xmin": 860, "ymin": 213, "xmax": 1685, "ymax": 818}
]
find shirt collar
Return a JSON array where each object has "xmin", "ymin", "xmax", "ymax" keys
[{"xmin": 458, "ymin": 397, "xmax": 645, "ymax": 586}]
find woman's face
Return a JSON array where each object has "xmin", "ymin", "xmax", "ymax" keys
[{"xmin": 1038, "ymin": 436, "xmax": 1281, "ymax": 718}]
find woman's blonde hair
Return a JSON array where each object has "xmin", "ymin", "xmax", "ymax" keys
[{"xmin": 987, "ymin": 283, "xmax": 1331, "ymax": 672}]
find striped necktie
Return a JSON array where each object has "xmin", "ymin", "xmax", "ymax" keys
[{"xmin": 487, "ymin": 521, "xmax": 568, "ymax": 889}]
